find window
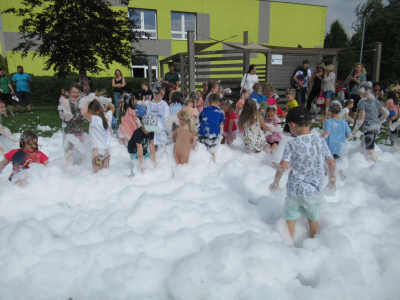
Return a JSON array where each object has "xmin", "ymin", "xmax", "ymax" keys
[
  {"xmin": 132, "ymin": 56, "xmax": 158, "ymax": 78},
  {"xmin": 129, "ymin": 9, "xmax": 157, "ymax": 38},
  {"xmin": 171, "ymin": 12, "xmax": 196, "ymax": 40}
]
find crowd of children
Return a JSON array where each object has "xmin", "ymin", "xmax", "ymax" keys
[{"xmin": 0, "ymin": 77, "xmax": 397, "ymax": 239}]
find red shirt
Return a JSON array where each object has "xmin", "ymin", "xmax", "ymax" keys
[
  {"xmin": 223, "ymin": 111, "xmax": 237, "ymax": 132},
  {"xmin": 4, "ymin": 149, "xmax": 49, "ymax": 180}
]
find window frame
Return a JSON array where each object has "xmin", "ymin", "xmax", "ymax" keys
[
  {"xmin": 130, "ymin": 8, "xmax": 157, "ymax": 39},
  {"xmin": 171, "ymin": 12, "xmax": 196, "ymax": 40},
  {"xmin": 131, "ymin": 56, "xmax": 158, "ymax": 78}
]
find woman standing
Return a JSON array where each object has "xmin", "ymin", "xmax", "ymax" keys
[
  {"xmin": 0, "ymin": 69, "xmax": 15, "ymax": 116},
  {"xmin": 344, "ymin": 63, "xmax": 367, "ymax": 120},
  {"xmin": 112, "ymin": 69, "xmax": 125, "ymax": 119},
  {"xmin": 322, "ymin": 64, "xmax": 336, "ymax": 122},
  {"xmin": 307, "ymin": 63, "xmax": 325, "ymax": 112},
  {"xmin": 240, "ymin": 65, "xmax": 258, "ymax": 93}
]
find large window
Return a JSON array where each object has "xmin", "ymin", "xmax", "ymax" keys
[
  {"xmin": 171, "ymin": 12, "xmax": 196, "ymax": 40},
  {"xmin": 132, "ymin": 56, "xmax": 158, "ymax": 78},
  {"xmin": 129, "ymin": 9, "xmax": 157, "ymax": 38}
]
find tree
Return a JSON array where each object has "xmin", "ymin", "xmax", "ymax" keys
[
  {"xmin": 324, "ymin": 19, "xmax": 356, "ymax": 80},
  {"xmin": 4, "ymin": 0, "xmax": 148, "ymax": 78}
]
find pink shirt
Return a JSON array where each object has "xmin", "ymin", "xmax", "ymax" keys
[
  {"xmin": 386, "ymin": 99, "xmax": 399, "ymax": 115},
  {"xmin": 267, "ymin": 97, "xmax": 277, "ymax": 106},
  {"xmin": 118, "ymin": 107, "xmax": 138, "ymax": 140},
  {"xmin": 265, "ymin": 116, "xmax": 282, "ymax": 143},
  {"xmin": 236, "ymin": 99, "xmax": 245, "ymax": 121}
]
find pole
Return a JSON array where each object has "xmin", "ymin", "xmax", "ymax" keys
[
  {"xmin": 187, "ymin": 30, "xmax": 195, "ymax": 94},
  {"xmin": 372, "ymin": 42, "xmax": 382, "ymax": 83},
  {"xmin": 147, "ymin": 58, "xmax": 152, "ymax": 85},
  {"xmin": 360, "ymin": 16, "xmax": 366, "ymax": 63},
  {"xmin": 243, "ymin": 31, "xmax": 250, "ymax": 74}
]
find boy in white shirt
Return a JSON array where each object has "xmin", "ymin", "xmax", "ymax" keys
[{"xmin": 270, "ymin": 107, "xmax": 337, "ymax": 238}]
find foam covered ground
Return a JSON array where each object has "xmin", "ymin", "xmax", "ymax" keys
[{"xmin": 1, "ymin": 129, "xmax": 400, "ymax": 300}]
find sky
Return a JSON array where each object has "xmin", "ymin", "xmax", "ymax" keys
[{"xmin": 273, "ymin": 0, "xmax": 389, "ymax": 37}]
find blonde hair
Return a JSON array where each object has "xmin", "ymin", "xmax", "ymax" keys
[
  {"xmin": 239, "ymin": 99, "xmax": 258, "ymax": 129},
  {"xmin": 326, "ymin": 64, "xmax": 336, "ymax": 72},
  {"xmin": 286, "ymin": 88, "xmax": 296, "ymax": 96},
  {"xmin": 264, "ymin": 83, "xmax": 275, "ymax": 93},
  {"xmin": 178, "ymin": 110, "xmax": 196, "ymax": 133},
  {"xmin": 253, "ymin": 82, "xmax": 263, "ymax": 93},
  {"xmin": 351, "ymin": 63, "xmax": 367, "ymax": 74}
]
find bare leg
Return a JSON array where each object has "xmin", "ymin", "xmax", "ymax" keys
[
  {"xmin": 27, "ymin": 104, "xmax": 32, "ymax": 111},
  {"xmin": 308, "ymin": 218, "xmax": 318, "ymax": 238},
  {"xmin": 8, "ymin": 105, "xmax": 14, "ymax": 115},
  {"xmin": 367, "ymin": 150, "xmax": 378, "ymax": 162},
  {"xmin": 286, "ymin": 220, "xmax": 297, "ymax": 237},
  {"xmin": 211, "ymin": 152, "xmax": 216, "ymax": 163},
  {"xmin": 323, "ymin": 98, "xmax": 331, "ymax": 121},
  {"xmin": 119, "ymin": 138, "xmax": 125, "ymax": 145},
  {"xmin": 16, "ymin": 104, "xmax": 21, "ymax": 112},
  {"xmin": 66, "ymin": 149, "xmax": 73, "ymax": 170},
  {"xmin": 270, "ymin": 143, "xmax": 278, "ymax": 154}
]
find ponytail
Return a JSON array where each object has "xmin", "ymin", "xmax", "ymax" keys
[{"xmin": 88, "ymin": 99, "xmax": 109, "ymax": 130}]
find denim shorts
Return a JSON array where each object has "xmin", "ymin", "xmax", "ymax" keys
[
  {"xmin": 285, "ymin": 197, "xmax": 319, "ymax": 222},
  {"xmin": 324, "ymin": 90, "xmax": 334, "ymax": 100},
  {"xmin": 16, "ymin": 91, "xmax": 30, "ymax": 105}
]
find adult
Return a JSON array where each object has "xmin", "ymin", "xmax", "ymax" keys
[
  {"xmin": 12, "ymin": 66, "xmax": 33, "ymax": 115},
  {"xmin": 344, "ymin": 63, "xmax": 367, "ymax": 120},
  {"xmin": 0, "ymin": 68, "xmax": 15, "ymax": 116},
  {"xmin": 77, "ymin": 69, "xmax": 93, "ymax": 94},
  {"xmin": 373, "ymin": 82, "xmax": 384, "ymax": 102},
  {"xmin": 307, "ymin": 62, "xmax": 325, "ymax": 112},
  {"xmin": 112, "ymin": 69, "xmax": 126, "ymax": 119},
  {"xmin": 240, "ymin": 64, "xmax": 258, "ymax": 93},
  {"xmin": 292, "ymin": 59, "xmax": 312, "ymax": 107},
  {"xmin": 321, "ymin": 64, "xmax": 336, "ymax": 122},
  {"xmin": 164, "ymin": 62, "xmax": 180, "ymax": 89}
]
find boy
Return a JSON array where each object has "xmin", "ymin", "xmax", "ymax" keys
[
  {"xmin": 141, "ymin": 81, "xmax": 153, "ymax": 102},
  {"xmin": 249, "ymin": 82, "xmax": 266, "ymax": 104},
  {"xmin": 198, "ymin": 93, "xmax": 225, "ymax": 161},
  {"xmin": 270, "ymin": 107, "xmax": 337, "ymax": 238},
  {"xmin": 259, "ymin": 101, "xmax": 269, "ymax": 119},
  {"xmin": 283, "ymin": 89, "xmax": 298, "ymax": 133},
  {"xmin": 127, "ymin": 113, "xmax": 158, "ymax": 173}
]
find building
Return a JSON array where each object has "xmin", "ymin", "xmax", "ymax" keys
[{"xmin": 0, "ymin": 0, "xmax": 326, "ymax": 77}]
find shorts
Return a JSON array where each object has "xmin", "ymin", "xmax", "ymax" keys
[
  {"xmin": 16, "ymin": 91, "xmax": 30, "ymax": 105},
  {"xmin": 351, "ymin": 94, "xmax": 361, "ymax": 112},
  {"xmin": 285, "ymin": 197, "xmax": 319, "ymax": 222},
  {"xmin": 333, "ymin": 154, "xmax": 340, "ymax": 160},
  {"xmin": 66, "ymin": 132, "xmax": 84, "ymax": 150},
  {"xmin": 199, "ymin": 136, "xmax": 219, "ymax": 151},
  {"xmin": 323, "ymin": 90, "xmax": 334, "ymax": 99},
  {"xmin": 92, "ymin": 149, "xmax": 110, "ymax": 168},
  {"xmin": 390, "ymin": 131, "xmax": 397, "ymax": 142},
  {"xmin": 129, "ymin": 152, "xmax": 151, "ymax": 160},
  {"xmin": 267, "ymin": 141, "xmax": 279, "ymax": 146},
  {"xmin": 364, "ymin": 130, "xmax": 378, "ymax": 150},
  {"xmin": 0, "ymin": 93, "xmax": 12, "ymax": 105},
  {"xmin": 222, "ymin": 130, "xmax": 237, "ymax": 141}
]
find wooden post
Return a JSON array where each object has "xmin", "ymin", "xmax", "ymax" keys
[
  {"xmin": 147, "ymin": 58, "xmax": 152, "ymax": 85},
  {"xmin": 372, "ymin": 42, "xmax": 382, "ymax": 83},
  {"xmin": 332, "ymin": 55, "xmax": 339, "ymax": 78},
  {"xmin": 187, "ymin": 31, "xmax": 196, "ymax": 94},
  {"xmin": 265, "ymin": 52, "xmax": 272, "ymax": 84},
  {"xmin": 243, "ymin": 31, "xmax": 250, "ymax": 74},
  {"xmin": 160, "ymin": 62, "xmax": 164, "ymax": 80},
  {"xmin": 180, "ymin": 54, "xmax": 186, "ymax": 97},
  {"xmin": 317, "ymin": 52, "xmax": 323, "ymax": 63}
]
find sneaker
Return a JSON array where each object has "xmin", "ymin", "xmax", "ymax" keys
[
  {"xmin": 28, "ymin": 111, "xmax": 33, "ymax": 114},
  {"xmin": 15, "ymin": 111, "xmax": 20, "ymax": 115}
]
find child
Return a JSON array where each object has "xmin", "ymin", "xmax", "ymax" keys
[
  {"xmin": 238, "ymin": 99, "xmax": 272, "ymax": 153},
  {"xmin": 339, "ymin": 99, "xmax": 355, "ymax": 124},
  {"xmin": 127, "ymin": 113, "xmax": 157, "ymax": 173},
  {"xmin": 170, "ymin": 90, "xmax": 184, "ymax": 131},
  {"xmin": 196, "ymin": 89, "xmax": 204, "ymax": 113},
  {"xmin": 270, "ymin": 106, "xmax": 337, "ymax": 238},
  {"xmin": 352, "ymin": 82, "xmax": 389, "ymax": 162},
  {"xmin": 283, "ymin": 89, "xmax": 299, "ymax": 133},
  {"xmin": 58, "ymin": 82, "xmax": 86, "ymax": 170},
  {"xmin": 220, "ymin": 98, "xmax": 237, "ymax": 146},
  {"xmin": 259, "ymin": 101, "xmax": 269, "ymax": 119},
  {"xmin": 265, "ymin": 106, "xmax": 282, "ymax": 154},
  {"xmin": 0, "ymin": 130, "xmax": 49, "ymax": 183},
  {"xmin": 250, "ymin": 82, "xmax": 267, "ymax": 104},
  {"xmin": 385, "ymin": 91, "xmax": 399, "ymax": 116},
  {"xmin": 0, "ymin": 99, "xmax": 18, "ymax": 154},
  {"xmin": 264, "ymin": 83, "xmax": 284, "ymax": 117},
  {"xmin": 204, "ymin": 81, "xmax": 220, "ymax": 107},
  {"xmin": 141, "ymin": 81, "xmax": 153, "ymax": 102},
  {"xmin": 118, "ymin": 93, "xmax": 141, "ymax": 145},
  {"xmin": 173, "ymin": 110, "xmax": 197, "ymax": 165},
  {"xmin": 147, "ymin": 81, "xmax": 171, "ymax": 146},
  {"xmin": 236, "ymin": 89, "xmax": 250, "ymax": 123},
  {"xmin": 321, "ymin": 101, "xmax": 352, "ymax": 160},
  {"xmin": 81, "ymin": 97, "xmax": 115, "ymax": 173},
  {"xmin": 182, "ymin": 91, "xmax": 199, "ymax": 120},
  {"xmin": 386, "ymin": 110, "xmax": 398, "ymax": 146},
  {"xmin": 198, "ymin": 93, "xmax": 225, "ymax": 160}
]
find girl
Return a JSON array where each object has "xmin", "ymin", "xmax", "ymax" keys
[
  {"xmin": 182, "ymin": 91, "xmax": 199, "ymax": 120},
  {"xmin": 386, "ymin": 91, "xmax": 399, "ymax": 116},
  {"xmin": 204, "ymin": 81, "xmax": 220, "ymax": 107},
  {"xmin": 239, "ymin": 100, "xmax": 272, "ymax": 153},
  {"xmin": 147, "ymin": 81, "xmax": 171, "ymax": 146},
  {"xmin": 321, "ymin": 64, "xmax": 336, "ymax": 122},
  {"xmin": 0, "ymin": 99, "xmax": 18, "ymax": 155},
  {"xmin": 307, "ymin": 63, "xmax": 325, "ymax": 111},
  {"xmin": 339, "ymin": 99, "xmax": 355, "ymax": 124},
  {"xmin": 58, "ymin": 82, "xmax": 86, "ymax": 170},
  {"xmin": 81, "ymin": 97, "xmax": 115, "ymax": 173},
  {"xmin": 0, "ymin": 130, "xmax": 49, "ymax": 183},
  {"xmin": 264, "ymin": 83, "xmax": 284, "ymax": 116},
  {"xmin": 196, "ymin": 89, "xmax": 204, "ymax": 113},
  {"xmin": 265, "ymin": 106, "xmax": 282, "ymax": 154},
  {"xmin": 236, "ymin": 88, "xmax": 250, "ymax": 125},
  {"xmin": 118, "ymin": 93, "xmax": 141, "ymax": 145},
  {"xmin": 220, "ymin": 98, "xmax": 237, "ymax": 146},
  {"xmin": 345, "ymin": 63, "xmax": 367, "ymax": 120},
  {"xmin": 170, "ymin": 90, "xmax": 184, "ymax": 116},
  {"xmin": 173, "ymin": 110, "xmax": 197, "ymax": 165}
]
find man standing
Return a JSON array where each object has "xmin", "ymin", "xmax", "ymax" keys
[
  {"xmin": 164, "ymin": 62, "xmax": 180, "ymax": 88},
  {"xmin": 292, "ymin": 60, "xmax": 312, "ymax": 107},
  {"xmin": 12, "ymin": 66, "xmax": 33, "ymax": 114}
]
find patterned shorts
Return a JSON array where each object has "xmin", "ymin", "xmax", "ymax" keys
[
  {"xmin": 92, "ymin": 149, "xmax": 110, "ymax": 168},
  {"xmin": 66, "ymin": 132, "xmax": 84, "ymax": 150}
]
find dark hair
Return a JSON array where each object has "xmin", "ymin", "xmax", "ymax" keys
[
  {"xmin": 388, "ymin": 91, "xmax": 398, "ymax": 105},
  {"xmin": 20, "ymin": 130, "xmax": 38, "ymax": 148},
  {"xmin": 142, "ymin": 81, "xmax": 149, "ymax": 87},
  {"xmin": 171, "ymin": 91, "xmax": 183, "ymax": 104},
  {"xmin": 17, "ymin": 65, "xmax": 23, "ymax": 69},
  {"xmin": 208, "ymin": 93, "xmax": 220, "ymax": 104},
  {"xmin": 220, "ymin": 98, "xmax": 233, "ymax": 114},
  {"xmin": 122, "ymin": 94, "xmax": 135, "ymax": 118},
  {"xmin": 294, "ymin": 120, "xmax": 311, "ymax": 127},
  {"xmin": 67, "ymin": 81, "xmax": 81, "ymax": 92},
  {"xmin": 247, "ymin": 64, "xmax": 256, "ymax": 73},
  {"xmin": 302, "ymin": 60, "xmax": 309, "ymax": 65},
  {"xmin": 266, "ymin": 106, "xmax": 276, "ymax": 113},
  {"xmin": 168, "ymin": 62, "xmax": 175, "ymax": 67},
  {"xmin": 205, "ymin": 81, "xmax": 219, "ymax": 97},
  {"xmin": 88, "ymin": 100, "xmax": 109, "ymax": 130},
  {"xmin": 0, "ymin": 99, "xmax": 4, "ymax": 105}
]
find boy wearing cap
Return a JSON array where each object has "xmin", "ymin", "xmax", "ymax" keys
[
  {"xmin": 270, "ymin": 106, "xmax": 337, "ymax": 238},
  {"xmin": 128, "ymin": 113, "xmax": 158, "ymax": 173}
]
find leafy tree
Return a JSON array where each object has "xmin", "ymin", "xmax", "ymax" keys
[
  {"xmin": 0, "ymin": 55, "xmax": 9, "ymax": 74},
  {"xmin": 4, "ymin": 0, "xmax": 148, "ymax": 78},
  {"xmin": 324, "ymin": 19, "xmax": 356, "ymax": 80}
]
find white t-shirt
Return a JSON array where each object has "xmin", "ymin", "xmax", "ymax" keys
[
  {"xmin": 89, "ymin": 110, "xmax": 112, "ymax": 155},
  {"xmin": 339, "ymin": 107, "xmax": 349, "ymax": 120},
  {"xmin": 146, "ymin": 100, "xmax": 171, "ymax": 145},
  {"xmin": 295, "ymin": 69, "xmax": 312, "ymax": 88},
  {"xmin": 241, "ymin": 74, "xmax": 258, "ymax": 93},
  {"xmin": 282, "ymin": 133, "xmax": 332, "ymax": 200}
]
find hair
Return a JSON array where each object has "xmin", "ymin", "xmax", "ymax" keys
[
  {"xmin": 239, "ymin": 99, "xmax": 258, "ymax": 129},
  {"xmin": 302, "ymin": 60, "xmax": 309, "ymax": 65},
  {"xmin": 186, "ymin": 91, "xmax": 198, "ymax": 107},
  {"xmin": 88, "ymin": 99, "xmax": 109, "ymax": 130},
  {"xmin": 67, "ymin": 81, "xmax": 81, "ymax": 92},
  {"xmin": 206, "ymin": 81, "xmax": 219, "ymax": 96},
  {"xmin": 264, "ymin": 83, "xmax": 275, "ymax": 94},
  {"xmin": 343, "ymin": 99, "xmax": 354, "ymax": 107},
  {"xmin": 168, "ymin": 62, "xmax": 175, "ymax": 67},
  {"xmin": 247, "ymin": 64, "xmax": 256, "ymax": 74},
  {"xmin": 142, "ymin": 81, "xmax": 149, "ymax": 87},
  {"xmin": 296, "ymin": 120, "xmax": 312, "ymax": 127},
  {"xmin": 373, "ymin": 82, "xmax": 381, "ymax": 88},
  {"xmin": 152, "ymin": 81, "xmax": 164, "ymax": 95},
  {"xmin": 351, "ymin": 63, "xmax": 367, "ymax": 74},
  {"xmin": 240, "ymin": 88, "xmax": 250, "ymax": 99},
  {"xmin": 316, "ymin": 62, "xmax": 326, "ymax": 71},
  {"xmin": 266, "ymin": 106, "xmax": 276, "ymax": 113},
  {"xmin": 326, "ymin": 64, "xmax": 336, "ymax": 72},
  {"xmin": 20, "ymin": 130, "xmax": 38, "ymax": 149},
  {"xmin": 178, "ymin": 110, "xmax": 196, "ymax": 133},
  {"xmin": 394, "ymin": 81, "xmax": 399, "ymax": 85},
  {"xmin": 171, "ymin": 90, "xmax": 183, "ymax": 104},
  {"xmin": 359, "ymin": 81, "xmax": 373, "ymax": 94},
  {"xmin": 286, "ymin": 88, "xmax": 296, "ymax": 96},
  {"xmin": 208, "ymin": 93, "xmax": 220, "ymax": 104},
  {"xmin": 252, "ymin": 82, "xmax": 263, "ymax": 93},
  {"xmin": 387, "ymin": 91, "xmax": 398, "ymax": 105},
  {"xmin": 329, "ymin": 100, "xmax": 342, "ymax": 115},
  {"xmin": 0, "ymin": 99, "xmax": 4, "ymax": 105},
  {"xmin": 220, "ymin": 98, "xmax": 233, "ymax": 114},
  {"xmin": 115, "ymin": 69, "xmax": 123, "ymax": 77},
  {"xmin": 122, "ymin": 93, "xmax": 135, "ymax": 117},
  {"xmin": 17, "ymin": 65, "xmax": 23, "ymax": 70}
]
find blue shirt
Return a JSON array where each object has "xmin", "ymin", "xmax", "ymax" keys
[
  {"xmin": 12, "ymin": 73, "xmax": 32, "ymax": 92},
  {"xmin": 249, "ymin": 92, "xmax": 266, "ymax": 104},
  {"xmin": 198, "ymin": 106, "xmax": 225, "ymax": 137},
  {"xmin": 323, "ymin": 119, "xmax": 351, "ymax": 155},
  {"xmin": 170, "ymin": 103, "xmax": 183, "ymax": 115},
  {"xmin": 135, "ymin": 105, "xmax": 147, "ymax": 118}
]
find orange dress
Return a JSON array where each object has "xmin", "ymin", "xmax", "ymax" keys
[
  {"xmin": 174, "ymin": 127, "xmax": 196, "ymax": 164},
  {"xmin": 118, "ymin": 107, "xmax": 139, "ymax": 140}
]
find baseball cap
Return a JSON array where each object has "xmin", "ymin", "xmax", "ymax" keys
[
  {"xmin": 285, "ymin": 106, "xmax": 311, "ymax": 124},
  {"xmin": 259, "ymin": 101, "xmax": 269, "ymax": 109},
  {"xmin": 387, "ymin": 110, "xmax": 396, "ymax": 120},
  {"xmin": 142, "ymin": 113, "xmax": 159, "ymax": 132}
]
